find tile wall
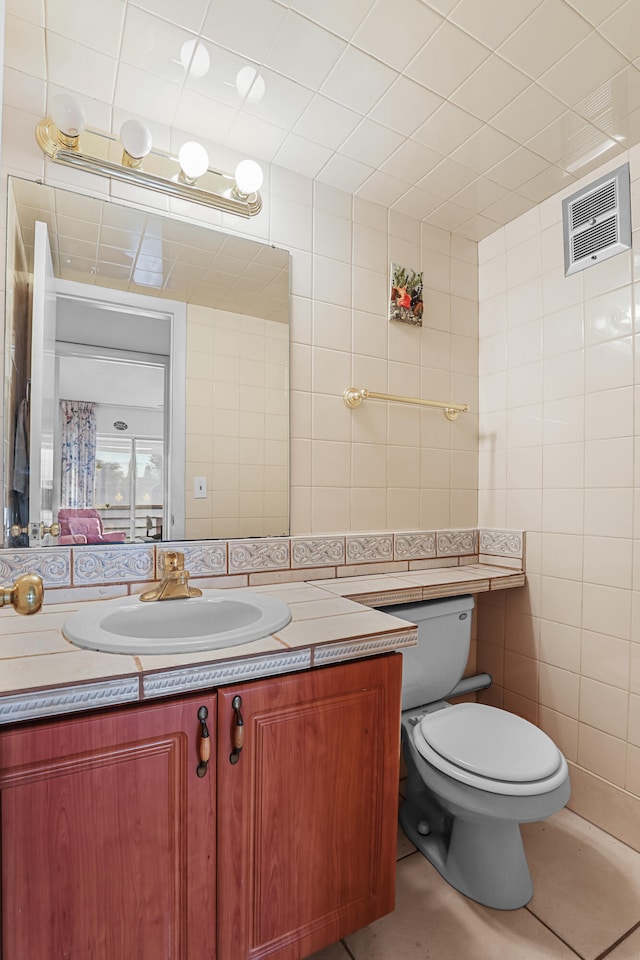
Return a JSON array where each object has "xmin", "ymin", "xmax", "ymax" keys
[
  {"xmin": 289, "ymin": 191, "xmax": 479, "ymax": 534},
  {"xmin": 476, "ymin": 144, "xmax": 640, "ymax": 851},
  {"xmin": 185, "ymin": 304, "xmax": 289, "ymax": 539},
  {"xmin": 0, "ymin": 70, "xmax": 480, "ymax": 538}
]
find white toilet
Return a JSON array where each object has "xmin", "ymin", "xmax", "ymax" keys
[{"xmin": 390, "ymin": 594, "xmax": 570, "ymax": 910}]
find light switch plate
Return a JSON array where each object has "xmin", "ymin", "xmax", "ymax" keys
[{"xmin": 194, "ymin": 476, "xmax": 207, "ymax": 499}]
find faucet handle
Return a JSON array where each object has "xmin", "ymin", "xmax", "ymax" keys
[{"xmin": 160, "ymin": 550, "xmax": 184, "ymax": 573}]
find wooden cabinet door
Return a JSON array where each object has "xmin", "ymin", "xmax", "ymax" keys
[
  {"xmin": 0, "ymin": 693, "xmax": 217, "ymax": 960},
  {"xmin": 216, "ymin": 654, "xmax": 402, "ymax": 960}
]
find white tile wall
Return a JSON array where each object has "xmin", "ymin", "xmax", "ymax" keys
[{"xmin": 477, "ymin": 143, "xmax": 640, "ymax": 829}]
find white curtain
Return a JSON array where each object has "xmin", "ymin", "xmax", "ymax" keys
[{"xmin": 60, "ymin": 400, "xmax": 97, "ymax": 508}]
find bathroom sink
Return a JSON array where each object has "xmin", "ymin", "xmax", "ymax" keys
[{"xmin": 62, "ymin": 589, "xmax": 292, "ymax": 655}]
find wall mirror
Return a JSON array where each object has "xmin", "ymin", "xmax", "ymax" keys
[{"xmin": 4, "ymin": 177, "xmax": 290, "ymax": 548}]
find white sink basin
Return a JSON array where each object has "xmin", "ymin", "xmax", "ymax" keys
[{"xmin": 63, "ymin": 589, "xmax": 292, "ymax": 655}]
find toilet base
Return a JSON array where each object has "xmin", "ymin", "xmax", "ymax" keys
[
  {"xmin": 399, "ymin": 715, "xmax": 558, "ymax": 911},
  {"xmin": 400, "ymin": 793, "xmax": 533, "ymax": 910}
]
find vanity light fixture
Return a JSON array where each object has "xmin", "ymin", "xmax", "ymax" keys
[
  {"xmin": 49, "ymin": 93, "xmax": 86, "ymax": 147},
  {"xmin": 120, "ymin": 118, "xmax": 153, "ymax": 169},
  {"xmin": 178, "ymin": 141, "xmax": 210, "ymax": 185},
  {"xmin": 233, "ymin": 158, "xmax": 264, "ymax": 199},
  {"xmin": 36, "ymin": 94, "xmax": 264, "ymax": 218}
]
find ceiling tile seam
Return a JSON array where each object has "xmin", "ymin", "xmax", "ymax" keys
[
  {"xmin": 128, "ymin": 0, "xmax": 211, "ymax": 37},
  {"xmin": 42, "ymin": 9, "xmax": 543, "ymax": 172},
  {"xmin": 560, "ymin": 0, "xmax": 626, "ymax": 39},
  {"xmin": 443, "ymin": 4, "xmax": 556, "ymax": 74},
  {"xmin": 35, "ymin": 0, "xmax": 640, "ymax": 127},
  {"xmin": 480, "ymin": 112, "xmax": 617, "ymax": 179},
  {"xmin": 257, "ymin": 8, "xmax": 348, "ymax": 94}
]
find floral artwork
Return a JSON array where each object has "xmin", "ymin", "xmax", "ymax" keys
[{"xmin": 389, "ymin": 262, "xmax": 423, "ymax": 326}]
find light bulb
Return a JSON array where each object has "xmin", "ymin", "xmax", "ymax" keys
[
  {"xmin": 178, "ymin": 141, "xmax": 209, "ymax": 183},
  {"xmin": 50, "ymin": 93, "xmax": 86, "ymax": 146},
  {"xmin": 235, "ymin": 66, "xmax": 266, "ymax": 104},
  {"xmin": 234, "ymin": 159, "xmax": 263, "ymax": 197},
  {"xmin": 180, "ymin": 39, "xmax": 210, "ymax": 79},
  {"xmin": 120, "ymin": 119, "xmax": 152, "ymax": 167}
]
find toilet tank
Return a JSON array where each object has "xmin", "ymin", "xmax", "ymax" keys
[{"xmin": 381, "ymin": 594, "xmax": 474, "ymax": 711}]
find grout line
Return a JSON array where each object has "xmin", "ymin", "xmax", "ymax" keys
[
  {"xmin": 565, "ymin": 807, "xmax": 640, "ymax": 859},
  {"xmin": 524, "ymin": 906, "xmax": 585, "ymax": 960},
  {"xmin": 339, "ymin": 940, "xmax": 357, "ymax": 960},
  {"xmin": 396, "ymin": 847, "xmax": 418, "ymax": 863},
  {"xmin": 594, "ymin": 919, "xmax": 640, "ymax": 960}
]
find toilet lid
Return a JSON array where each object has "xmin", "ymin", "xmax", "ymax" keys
[{"xmin": 417, "ymin": 703, "xmax": 561, "ymax": 783}]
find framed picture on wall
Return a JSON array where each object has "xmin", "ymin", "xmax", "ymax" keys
[{"xmin": 389, "ymin": 262, "xmax": 423, "ymax": 326}]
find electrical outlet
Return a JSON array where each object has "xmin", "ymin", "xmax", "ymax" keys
[{"xmin": 194, "ymin": 476, "xmax": 207, "ymax": 499}]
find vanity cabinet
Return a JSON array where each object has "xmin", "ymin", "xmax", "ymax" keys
[
  {"xmin": 0, "ymin": 653, "xmax": 401, "ymax": 960},
  {"xmin": 0, "ymin": 691, "xmax": 217, "ymax": 960},
  {"xmin": 216, "ymin": 653, "xmax": 402, "ymax": 960}
]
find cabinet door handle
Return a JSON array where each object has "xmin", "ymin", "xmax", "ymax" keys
[
  {"xmin": 197, "ymin": 705, "xmax": 210, "ymax": 778},
  {"xmin": 229, "ymin": 695, "xmax": 244, "ymax": 765}
]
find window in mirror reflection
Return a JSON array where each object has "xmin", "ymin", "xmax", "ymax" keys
[{"xmin": 93, "ymin": 436, "xmax": 164, "ymax": 543}]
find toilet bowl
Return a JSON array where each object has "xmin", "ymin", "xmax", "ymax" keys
[{"xmin": 385, "ymin": 595, "xmax": 570, "ymax": 910}]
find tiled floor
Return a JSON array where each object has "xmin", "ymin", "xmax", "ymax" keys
[{"xmin": 307, "ymin": 807, "xmax": 640, "ymax": 960}]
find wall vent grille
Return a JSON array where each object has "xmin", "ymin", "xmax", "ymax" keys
[{"xmin": 562, "ymin": 163, "xmax": 631, "ymax": 276}]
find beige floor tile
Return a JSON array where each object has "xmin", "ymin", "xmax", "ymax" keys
[
  {"xmin": 397, "ymin": 821, "xmax": 416, "ymax": 860},
  {"xmin": 523, "ymin": 808, "xmax": 640, "ymax": 960},
  {"xmin": 304, "ymin": 943, "xmax": 350, "ymax": 960},
  {"xmin": 344, "ymin": 853, "xmax": 579, "ymax": 960},
  {"xmin": 605, "ymin": 926, "xmax": 640, "ymax": 958}
]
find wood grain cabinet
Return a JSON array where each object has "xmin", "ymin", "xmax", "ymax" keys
[
  {"xmin": 0, "ymin": 653, "xmax": 401, "ymax": 960},
  {"xmin": 216, "ymin": 654, "xmax": 402, "ymax": 960},
  {"xmin": 0, "ymin": 692, "xmax": 217, "ymax": 960}
]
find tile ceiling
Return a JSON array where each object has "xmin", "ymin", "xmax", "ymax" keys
[
  {"xmin": 7, "ymin": 0, "xmax": 640, "ymax": 239},
  {"xmin": 11, "ymin": 178, "xmax": 290, "ymax": 321}
]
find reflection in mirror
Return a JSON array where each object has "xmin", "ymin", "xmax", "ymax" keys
[{"xmin": 5, "ymin": 177, "xmax": 290, "ymax": 548}]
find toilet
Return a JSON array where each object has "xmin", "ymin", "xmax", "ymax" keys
[{"xmin": 389, "ymin": 594, "xmax": 570, "ymax": 910}]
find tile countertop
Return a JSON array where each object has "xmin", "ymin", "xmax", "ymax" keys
[{"xmin": 0, "ymin": 563, "xmax": 524, "ymax": 725}]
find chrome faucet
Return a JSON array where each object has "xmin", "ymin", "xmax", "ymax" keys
[{"xmin": 140, "ymin": 551, "xmax": 203, "ymax": 602}]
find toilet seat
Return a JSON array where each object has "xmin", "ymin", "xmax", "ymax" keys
[{"xmin": 412, "ymin": 702, "xmax": 568, "ymax": 796}]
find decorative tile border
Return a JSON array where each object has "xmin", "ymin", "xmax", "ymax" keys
[
  {"xmin": 314, "ymin": 630, "xmax": 417, "ymax": 664},
  {"xmin": 0, "ymin": 549, "xmax": 71, "ymax": 587},
  {"xmin": 0, "ymin": 529, "xmax": 522, "ymax": 591},
  {"xmin": 0, "ymin": 677, "xmax": 140, "ymax": 724},
  {"xmin": 394, "ymin": 532, "xmax": 436, "ymax": 561},
  {"xmin": 291, "ymin": 537, "xmax": 345, "ymax": 568},
  {"xmin": 143, "ymin": 649, "xmax": 310, "ymax": 699},
  {"xmin": 346, "ymin": 534, "xmax": 393, "ymax": 563},
  {"xmin": 436, "ymin": 529, "xmax": 478, "ymax": 557},
  {"xmin": 422, "ymin": 579, "xmax": 490, "ymax": 599},
  {"xmin": 73, "ymin": 545, "xmax": 155, "ymax": 585},
  {"xmin": 164, "ymin": 541, "xmax": 227, "ymax": 576},
  {"xmin": 489, "ymin": 572, "xmax": 525, "ymax": 590},
  {"xmin": 228, "ymin": 538, "xmax": 290, "ymax": 573},
  {"xmin": 479, "ymin": 528, "xmax": 524, "ymax": 559},
  {"xmin": 351, "ymin": 588, "xmax": 423, "ymax": 607}
]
